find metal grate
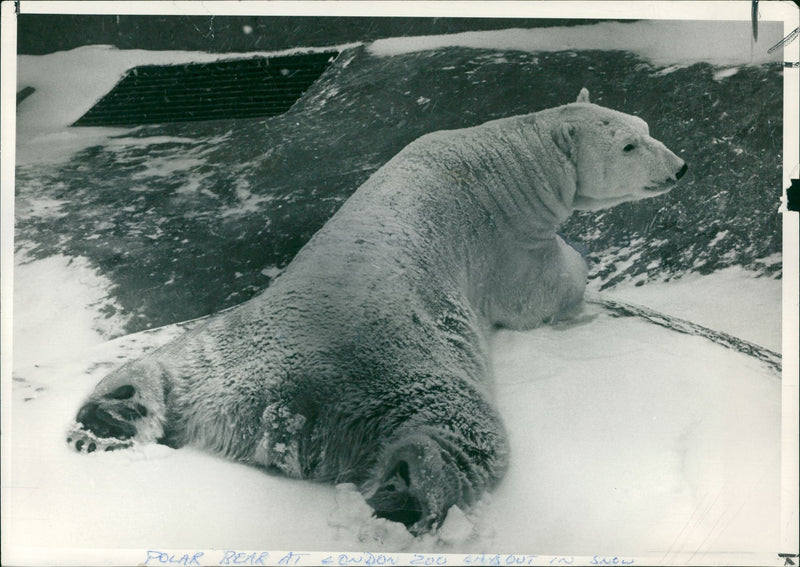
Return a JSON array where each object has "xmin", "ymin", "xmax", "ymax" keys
[{"xmin": 73, "ymin": 51, "xmax": 338, "ymax": 126}]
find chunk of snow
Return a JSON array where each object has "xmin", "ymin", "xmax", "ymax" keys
[
  {"xmin": 714, "ymin": 67, "xmax": 741, "ymax": 80},
  {"xmin": 438, "ymin": 506, "xmax": 474, "ymax": 545}
]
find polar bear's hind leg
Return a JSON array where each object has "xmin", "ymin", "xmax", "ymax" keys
[{"xmin": 364, "ymin": 389, "xmax": 509, "ymax": 533}]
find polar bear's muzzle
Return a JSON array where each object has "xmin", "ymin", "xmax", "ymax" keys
[
  {"xmin": 644, "ymin": 161, "xmax": 688, "ymax": 194},
  {"xmin": 662, "ymin": 161, "xmax": 688, "ymax": 185}
]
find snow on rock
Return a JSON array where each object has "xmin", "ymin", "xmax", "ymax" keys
[
  {"xmin": 368, "ymin": 21, "xmax": 783, "ymax": 67},
  {"xmin": 713, "ymin": 67, "xmax": 741, "ymax": 81}
]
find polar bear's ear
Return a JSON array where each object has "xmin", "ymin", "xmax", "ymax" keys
[
  {"xmin": 552, "ymin": 123, "xmax": 577, "ymax": 158},
  {"xmin": 576, "ymin": 88, "xmax": 590, "ymax": 103}
]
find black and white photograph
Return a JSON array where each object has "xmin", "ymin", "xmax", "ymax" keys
[{"xmin": 2, "ymin": 1, "xmax": 798, "ymax": 565}]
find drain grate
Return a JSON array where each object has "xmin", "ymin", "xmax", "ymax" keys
[{"xmin": 73, "ymin": 51, "xmax": 338, "ymax": 126}]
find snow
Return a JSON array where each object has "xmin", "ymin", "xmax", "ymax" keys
[
  {"xmin": 12, "ymin": 251, "xmax": 130, "ymax": 370},
  {"xmin": 713, "ymin": 67, "xmax": 741, "ymax": 81},
  {"xmin": 598, "ymin": 267, "xmax": 782, "ymax": 352},
  {"xmin": 5, "ymin": 254, "xmax": 783, "ymax": 563},
  {"xmin": 368, "ymin": 21, "xmax": 784, "ymax": 67},
  {"xmin": 14, "ymin": 195, "xmax": 69, "ymax": 220},
  {"xmin": 707, "ymin": 229, "xmax": 730, "ymax": 248},
  {"xmin": 490, "ymin": 317, "xmax": 780, "ymax": 557},
  {"xmin": 260, "ymin": 266, "xmax": 284, "ymax": 279},
  {"xmin": 221, "ymin": 181, "xmax": 277, "ymax": 218}
]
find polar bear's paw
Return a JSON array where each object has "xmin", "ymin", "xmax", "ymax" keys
[
  {"xmin": 366, "ymin": 434, "xmax": 473, "ymax": 535},
  {"xmin": 67, "ymin": 423, "xmax": 134, "ymax": 453},
  {"xmin": 368, "ymin": 459, "xmax": 427, "ymax": 528},
  {"xmin": 68, "ymin": 385, "xmax": 155, "ymax": 452}
]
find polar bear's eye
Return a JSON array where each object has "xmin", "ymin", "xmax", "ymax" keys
[{"xmin": 623, "ymin": 144, "xmax": 636, "ymax": 153}]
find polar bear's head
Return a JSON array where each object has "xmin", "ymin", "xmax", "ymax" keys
[{"xmin": 552, "ymin": 89, "xmax": 687, "ymax": 211}]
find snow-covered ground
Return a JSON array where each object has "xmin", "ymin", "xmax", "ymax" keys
[
  {"xmin": 5, "ymin": 257, "xmax": 783, "ymax": 564},
  {"xmin": 597, "ymin": 264, "xmax": 783, "ymax": 353},
  {"xmin": 5, "ymin": 15, "xmax": 796, "ymax": 567},
  {"xmin": 12, "ymin": 251, "xmax": 130, "ymax": 369}
]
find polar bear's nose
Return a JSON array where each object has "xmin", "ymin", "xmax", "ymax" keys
[{"xmin": 675, "ymin": 163, "xmax": 688, "ymax": 180}]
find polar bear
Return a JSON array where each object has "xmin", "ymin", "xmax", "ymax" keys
[{"xmin": 68, "ymin": 89, "xmax": 686, "ymax": 533}]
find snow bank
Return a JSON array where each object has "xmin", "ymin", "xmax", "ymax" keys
[{"xmin": 368, "ymin": 20, "xmax": 784, "ymax": 67}]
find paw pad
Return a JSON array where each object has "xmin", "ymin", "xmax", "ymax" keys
[
  {"xmin": 107, "ymin": 385, "xmax": 136, "ymax": 400},
  {"xmin": 68, "ymin": 384, "xmax": 149, "ymax": 453},
  {"xmin": 367, "ymin": 460, "xmax": 424, "ymax": 528},
  {"xmin": 67, "ymin": 424, "xmax": 133, "ymax": 453}
]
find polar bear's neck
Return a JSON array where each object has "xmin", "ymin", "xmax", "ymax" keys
[{"xmin": 428, "ymin": 114, "xmax": 577, "ymax": 240}]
